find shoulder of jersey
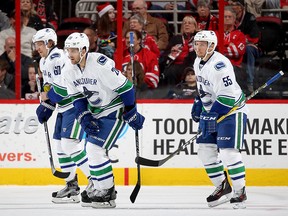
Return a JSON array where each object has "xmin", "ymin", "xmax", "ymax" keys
[
  {"xmin": 212, "ymin": 52, "xmax": 228, "ymax": 71},
  {"xmin": 90, "ymin": 53, "xmax": 109, "ymax": 66},
  {"xmin": 49, "ymin": 48, "xmax": 64, "ymax": 60}
]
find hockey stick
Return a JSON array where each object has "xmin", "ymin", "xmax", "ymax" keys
[
  {"xmin": 35, "ymin": 63, "xmax": 70, "ymax": 179},
  {"xmin": 128, "ymin": 32, "xmax": 141, "ymax": 203},
  {"xmin": 135, "ymin": 70, "xmax": 285, "ymax": 167}
]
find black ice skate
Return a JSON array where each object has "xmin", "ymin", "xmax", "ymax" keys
[
  {"xmin": 52, "ymin": 174, "xmax": 80, "ymax": 204},
  {"xmin": 230, "ymin": 186, "xmax": 247, "ymax": 209},
  {"xmin": 81, "ymin": 177, "xmax": 94, "ymax": 207},
  {"xmin": 207, "ymin": 174, "xmax": 232, "ymax": 207},
  {"xmin": 90, "ymin": 186, "xmax": 117, "ymax": 208}
]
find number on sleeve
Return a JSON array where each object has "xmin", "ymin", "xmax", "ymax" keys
[{"xmin": 222, "ymin": 76, "xmax": 232, "ymax": 87}]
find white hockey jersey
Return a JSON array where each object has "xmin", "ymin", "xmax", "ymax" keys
[
  {"xmin": 194, "ymin": 51, "xmax": 248, "ymax": 115},
  {"xmin": 39, "ymin": 47, "xmax": 73, "ymax": 113},
  {"xmin": 62, "ymin": 52, "xmax": 133, "ymax": 118}
]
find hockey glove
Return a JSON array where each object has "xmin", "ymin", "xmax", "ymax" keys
[
  {"xmin": 191, "ymin": 96, "xmax": 202, "ymax": 123},
  {"xmin": 77, "ymin": 111, "xmax": 100, "ymax": 136},
  {"xmin": 199, "ymin": 111, "xmax": 219, "ymax": 139},
  {"xmin": 36, "ymin": 100, "xmax": 56, "ymax": 124},
  {"xmin": 123, "ymin": 106, "xmax": 145, "ymax": 130}
]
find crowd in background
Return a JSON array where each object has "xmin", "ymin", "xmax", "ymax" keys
[{"xmin": 0, "ymin": 0, "xmax": 287, "ymax": 99}]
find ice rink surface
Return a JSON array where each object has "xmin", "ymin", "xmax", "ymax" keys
[{"xmin": 0, "ymin": 186, "xmax": 287, "ymax": 216}]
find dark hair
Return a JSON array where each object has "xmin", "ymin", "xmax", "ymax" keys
[
  {"xmin": 181, "ymin": 67, "xmax": 195, "ymax": 80},
  {"xmin": 126, "ymin": 60, "xmax": 145, "ymax": 86},
  {"xmin": 124, "ymin": 29, "xmax": 142, "ymax": 42},
  {"xmin": 97, "ymin": 12, "xmax": 116, "ymax": 38},
  {"xmin": 0, "ymin": 59, "xmax": 9, "ymax": 71}
]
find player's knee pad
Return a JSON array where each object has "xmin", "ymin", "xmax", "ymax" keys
[
  {"xmin": 61, "ymin": 138, "xmax": 83, "ymax": 156},
  {"xmin": 197, "ymin": 144, "xmax": 219, "ymax": 165},
  {"xmin": 219, "ymin": 148, "xmax": 243, "ymax": 166},
  {"xmin": 86, "ymin": 142, "xmax": 108, "ymax": 163}
]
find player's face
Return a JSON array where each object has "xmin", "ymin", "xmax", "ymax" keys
[
  {"xmin": 34, "ymin": 41, "xmax": 48, "ymax": 58},
  {"xmin": 194, "ymin": 41, "xmax": 208, "ymax": 58},
  {"xmin": 66, "ymin": 48, "xmax": 81, "ymax": 65}
]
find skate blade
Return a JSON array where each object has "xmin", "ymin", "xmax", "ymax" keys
[
  {"xmin": 208, "ymin": 193, "xmax": 232, "ymax": 208},
  {"xmin": 91, "ymin": 200, "xmax": 116, "ymax": 208},
  {"xmin": 52, "ymin": 195, "xmax": 80, "ymax": 204},
  {"xmin": 232, "ymin": 202, "xmax": 246, "ymax": 209}
]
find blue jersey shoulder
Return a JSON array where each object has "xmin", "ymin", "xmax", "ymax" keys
[
  {"xmin": 50, "ymin": 53, "xmax": 61, "ymax": 60},
  {"xmin": 214, "ymin": 61, "xmax": 226, "ymax": 71},
  {"xmin": 97, "ymin": 55, "xmax": 108, "ymax": 65}
]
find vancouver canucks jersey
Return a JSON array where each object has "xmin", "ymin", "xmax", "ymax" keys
[
  {"xmin": 194, "ymin": 51, "xmax": 248, "ymax": 115},
  {"xmin": 62, "ymin": 52, "xmax": 133, "ymax": 118},
  {"xmin": 39, "ymin": 47, "xmax": 73, "ymax": 113}
]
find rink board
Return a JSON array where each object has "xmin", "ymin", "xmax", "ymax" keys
[{"xmin": 0, "ymin": 101, "xmax": 288, "ymax": 185}]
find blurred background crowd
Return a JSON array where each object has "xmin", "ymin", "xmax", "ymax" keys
[{"xmin": 0, "ymin": 0, "xmax": 288, "ymax": 100}]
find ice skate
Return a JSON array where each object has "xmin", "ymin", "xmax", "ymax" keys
[
  {"xmin": 81, "ymin": 177, "xmax": 94, "ymax": 207},
  {"xmin": 230, "ymin": 186, "xmax": 247, "ymax": 209},
  {"xmin": 52, "ymin": 174, "xmax": 80, "ymax": 204},
  {"xmin": 207, "ymin": 176, "xmax": 232, "ymax": 207},
  {"xmin": 90, "ymin": 186, "xmax": 117, "ymax": 208}
]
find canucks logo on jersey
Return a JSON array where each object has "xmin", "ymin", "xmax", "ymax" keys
[
  {"xmin": 83, "ymin": 86, "xmax": 102, "ymax": 105},
  {"xmin": 214, "ymin": 61, "xmax": 226, "ymax": 71}
]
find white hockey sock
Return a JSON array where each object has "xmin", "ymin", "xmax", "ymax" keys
[
  {"xmin": 86, "ymin": 142, "xmax": 114, "ymax": 190},
  {"xmin": 61, "ymin": 138, "xmax": 90, "ymax": 178},
  {"xmin": 220, "ymin": 148, "xmax": 246, "ymax": 191},
  {"xmin": 55, "ymin": 139, "xmax": 77, "ymax": 182}
]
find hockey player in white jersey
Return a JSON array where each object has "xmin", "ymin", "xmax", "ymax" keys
[
  {"xmin": 33, "ymin": 28, "xmax": 92, "ymax": 204},
  {"xmin": 60, "ymin": 32, "xmax": 145, "ymax": 208},
  {"xmin": 191, "ymin": 30, "xmax": 248, "ymax": 209}
]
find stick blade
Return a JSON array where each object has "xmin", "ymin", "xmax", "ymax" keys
[
  {"xmin": 52, "ymin": 169, "xmax": 70, "ymax": 179},
  {"xmin": 135, "ymin": 156, "xmax": 161, "ymax": 167},
  {"xmin": 130, "ymin": 183, "xmax": 141, "ymax": 203}
]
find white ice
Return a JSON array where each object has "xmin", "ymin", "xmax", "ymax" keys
[{"xmin": 0, "ymin": 186, "xmax": 287, "ymax": 216}]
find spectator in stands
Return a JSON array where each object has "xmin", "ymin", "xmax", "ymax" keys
[
  {"xmin": 21, "ymin": 0, "xmax": 44, "ymax": 30},
  {"xmin": 129, "ymin": 13, "xmax": 160, "ymax": 58},
  {"xmin": 121, "ymin": 29, "xmax": 159, "ymax": 89},
  {"xmin": 245, "ymin": 0, "xmax": 265, "ymax": 17},
  {"xmin": 166, "ymin": 66, "xmax": 198, "ymax": 99},
  {"xmin": 0, "ymin": 10, "xmax": 37, "ymax": 58},
  {"xmin": 123, "ymin": 0, "xmax": 169, "ymax": 51},
  {"xmin": 96, "ymin": 3, "xmax": 116, "ymax": 39},
  {"xmin": 123, "ymin": 60, "xmax": 152, "ymax": 98},
  {"xmin": 149, "ymin": 1, "xmax": 186, "ymax": 21},
  {"xmin": 160, "ymin": 16, "xmax": 197, "ymax": 86},
  {"xmin": 83, "ymin": 26, "xmax": 99, "ymax": 52},
  {"xmin": 0, "ymin": 58, "xmax": 14, "ymax": 93},
  {"xmin": 217, "ymin": 6, "xmax": 246, "ymax": 89},
  {"xmin": 228, "ymin": 0, "xmax": 260, "ymax": 93},
  {"xmin": 194, "ymin": 0, "xmax": 218, "ymax": 31},
  {"xmin": 0, "ymin": 10, "xmax": 10, "ymax": 31},
  {"xmin": 33, "ymin": 0, "xmax": 59, "ymax": 30},
  {"xmin": 0, "ymin": 36, "xmax": 33, "ymax": 87},
  {"xmin": 186, "ymin": 0, "xmax": 199, "ymax": 11},
  {"xmin": 21, "ymin": 63, "xmax": 38, "ymax": 99},
  {"xmin": 96, "ymin": 3, "xmax": 117, "ymax": 59}
]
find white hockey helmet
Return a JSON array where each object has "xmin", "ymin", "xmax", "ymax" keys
[
  {"xmin": 194, "ymin": 30, "xmax": 217, "ymax": 52},
  {"xmin": 32, "ymin": 28, "xmax": 57, "ymax": 45},
  {"xmin": 64, "ymin": 32, "xmax": 89, "ymax": 53}
]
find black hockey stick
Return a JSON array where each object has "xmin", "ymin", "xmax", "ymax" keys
[
  {"xmin": 128, "ymin": 32, "xmax": 141, "ymax": 203},
  {"xmin": 35, "ymin": 63, "xmax": 70, "ymax": 179},
  {"xmin": 135, "ymin": 70, "xmax": 285, "ymax": 167}
]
